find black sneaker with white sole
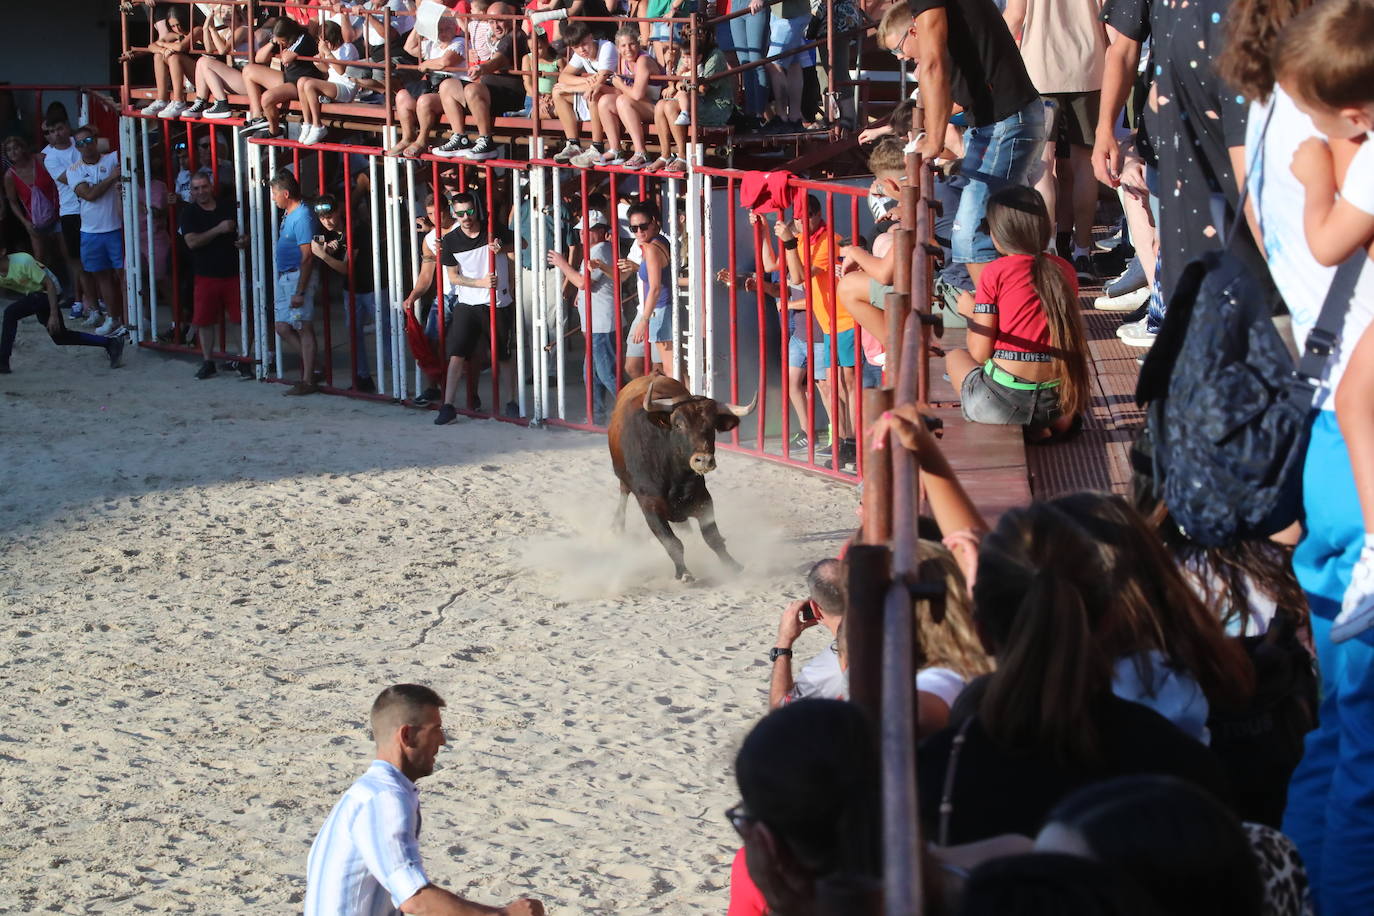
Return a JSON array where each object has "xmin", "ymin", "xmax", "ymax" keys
[
  {"xmin": 433, "ymin": 135, "xmax": 471, "ymax": 158},
  {"xmin": 241, "ymin": 116, "xmax": 270, "ymax": 134},
  {"xmin": 1074, "ymin": 254, "xmax": 1097, "ymax": 282},
  {"xmin": 203, "ymin": 100, "xmax": 234, "ymax": 119},
  {"xmin": 181, "ymin": 99, "xmax": 208, "ymax": 118},
  {"xmin": 195, "ymin": 360, "xmax": 217, "ymax": 380},
  {"xmin": 434, "ymin": 404, "xmax": 458, "ymax": 425},
  {"xmin": 462, "ymin": 136, "xmax": 498, "ymax": 160}
]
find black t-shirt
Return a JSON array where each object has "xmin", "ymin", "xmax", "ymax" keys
[
  {"xmin": 318, "ymin": 223, "xmax": 375, "ymax": 294},
  {"xmin": 483, "ymin": 32, "xmax": 528, "ymax": 95},
  {"xmin": 917, "ymin": 695, "xmax": 1233, "ymax": 845},
  {"xmin": 179, "ymin": 199, "xmax": 240, "ymax": 278},
  {"xmin": 282, "ymin": 33, "xmax": 325, "ymax": 83},
  {"xmin": 906, "ymin": 0, "xmax": 1039, "ymax": 127}
]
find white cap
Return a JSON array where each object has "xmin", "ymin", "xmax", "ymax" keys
[{"xmin": 575, "ymin": 210, "xmax": 608, "ymax": 231}]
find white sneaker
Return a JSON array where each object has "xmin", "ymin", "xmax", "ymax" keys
[
  {"xmin": 84, "ymin": 310, "xmax": 107, "ymax": 328},
  {"xmin": 674, "ymin": 111, "xmax": 691, "ymax": 126},
  {"xmin": 93, "ymin": 316, "xmax": 115, "ymax": 336},
  {"xmin": 69, "ymin": 301, "xmax": 85, "ymax": 320},
  {"xmin": 299, "ymin": 124, "xmax": 322, "ymax": 145},
  {"xmin": 1093, "ymin": 286, "xmax": 1151, "ymax": 312},
  {"xmin": 570, "ymin": 148, "xmax": 603, "ymax": 169},
  {"xmin": 143, "ymin": 99, "xmax": 169, "ymax": 115},
  {"xmin": 1118, "ymin": 322, "xmax": 1157, "ymax": 348},
  {"xmin": 1334, "ymin": 546, "xmax": 1374, "ymax": 642},
  {"xmin": 159, "ymin": 100, "xmax": 188, "ymax": 119}
]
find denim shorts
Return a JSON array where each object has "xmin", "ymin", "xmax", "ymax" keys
[
  {"xmin": 960, "ymin": 361, "xmax": 1062, "ymax": 427},
  {"xmin": 274, "ymin": 270, "xmax": 319, "ymax": 328},
  {"xmin": 768, "ymin": 14, "xmax": 815, "ymax": 65},
  {"xmin": 952, "ymin": 98, "xmax": 1048, "ymax": 264},
  {"xmin": 788, "ymin": 334, "xmax": 827, "ymax": 370},
  {"xmin": 648, "ymin": 305, "xmax": 673, "ymax": 342}
]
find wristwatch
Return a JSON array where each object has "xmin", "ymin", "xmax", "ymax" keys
[{"xmin": 769, "ymin": 647, "xmax": 793, "ymax": 663}]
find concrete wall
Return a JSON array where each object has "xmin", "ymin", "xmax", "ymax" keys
[{"xmin": 0, "ymin": 0, "xmax": 119, "ymax": 127}]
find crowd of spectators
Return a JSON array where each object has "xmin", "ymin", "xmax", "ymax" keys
[{"xmin": 3, "ymin": 0, "xmax": 1374, "ymax": 910}]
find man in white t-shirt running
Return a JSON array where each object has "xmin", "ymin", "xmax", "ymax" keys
[{"xmin": 58, "ymin": 127, "xmax": 126, "ymax": 337}]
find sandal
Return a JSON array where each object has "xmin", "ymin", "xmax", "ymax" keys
[
  {"xmin": 401, "ymin": 143, "xmax": 426, "ymax": 159},
  {"xmin": 385, "ymin": 140, "xmax": 412, "ymax": 157},
  {"xmin": 643, "ymin": 157, "xmax": 668, "ymax": 173},
  {"xmin": 664, "ymin": 157, "xmax": 688, "ymax": 173}
]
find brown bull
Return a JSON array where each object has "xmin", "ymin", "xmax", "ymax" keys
[{"xmin": 607, "ymin": 375, "xmax": 756, "ymax": 582}]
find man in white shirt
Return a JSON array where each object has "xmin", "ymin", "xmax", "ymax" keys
[
  {"xmin": 767, "ymin": 559, "xmax": 848, "ymax": 706},
  {"xmin": 304, "ymin": 684, "xmax": 544, "ymax": 916},
  {"xmin": 40, "ymin": 117, "xmax": 96, "ymax": 317},
  {"xmin": 547, "ymin": 211, "xmax": 618, "ymax": 421},
  {"xmin": 549, "ymin": 22, "xmax": 617, "ymax": 164},
  {"xmin": 58, "ymin": 126, "xmax": 126, "ymax": 337}
]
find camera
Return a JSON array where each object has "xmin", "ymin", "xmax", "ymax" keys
[{"xmin": 799, "ymin": 600, "xmax": 817, "ymax": 623}]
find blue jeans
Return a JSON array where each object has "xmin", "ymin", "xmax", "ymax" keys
[
  {"xmin": 1284, "ymin": 410, "xmax": 1374, "ymax": 913},
  {"xmin": 590, "ymin": 331, "xmax": 618, "ymax": 418},
  {"xmin": 720, "ymin": 0, "xmax": 768, "ymax": 117},
  {"xmin": 952, "ymin": 99, "xmax": 1047, "ymax": 265}
]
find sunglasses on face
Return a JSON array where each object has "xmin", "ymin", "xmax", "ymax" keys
[
  {"xmin": 313, "ymin": 205, "xmax": 336, "ymax": 215},
  {"xmin": 455, "ymin": 208, "xmax": 476, "ymax": 217},
  {"xmin": 629, "ymin": 222, "xmax": 653, "ymax": 232},
  {"xmin": 75, "ymin": 137, "xmax": 96, "ymax": 147}
]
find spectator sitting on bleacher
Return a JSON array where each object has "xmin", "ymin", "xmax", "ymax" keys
[
  {"xmin": 752, "ymin": 0, "xmax": 808, "ymax": 133},
  {"xmin": 834, "ymin": 138, "xmax": 904, "ymax": 368},
  {"xmin": 386, "ymin": 13, "xmax": 466, "ymax": 157},
  {"xmin": 140, "ymin": 3, "xmax": 198, "ymax": 119},
  {"xmin": 432, "ymin": 1, "xmax": 525, "ymax": 161},
  {"xmin": 593, "ymin": 25, "xmax": 667, "ymax": 170},
  {"xmin": 295, "ymin": 21, "xmax": 366, "ymax": 146},
  {"xmin": 642, "ymin": 0, "xmax": 693, "ymax": 67},
  {"xmin": 550, "ymin": 22, "xmax": 618, "ymax": 165},
  {"xmin": 181, "ymin": 3, "xmax": 259, "ymax": 120},
  {"xmin": 240, "ymin": 17, "xmax": 325, "ymax": 139},
  {"xmin": 944, "ymin": 185, "xmax": 1089, "ymax": 443},
  {"xmin": 645, "ymin": 26, "xmax": 733, "ymax": 173},
  {"xmin": 520, "ymin": 27, "xmax": 562, "ymax": 120}
]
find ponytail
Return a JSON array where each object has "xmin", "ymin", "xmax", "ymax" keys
[{"xmin": 1031, "ymin": 252, "xmax": 1091, "ymax": 419}]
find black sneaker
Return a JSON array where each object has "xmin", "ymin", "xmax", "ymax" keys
[
  {"xmin": 433, "ymin": 135, "xmax": 471, "ymax": 159},
  {"xmin": 354, "ymin": 375, "xmax": 376, "ymax": 394},
  {"xmin": 838, "ymin": 437, "xmax": 858, "ymax": 467},
  {"xmin": 1074, "ymin": 254, "xmax": 1097, "ymax": 282},
  {"xmin": 106, "ymin": 336, "xmax": 126, "ymax": 369},
  {"xmin": 788, "ymin": 432, "xmax": 809, "ymax": 452},
  {"xmin": 503, "ymin": 400, "xmax": 519, "ymax": 418},
  {"xmin": 181, "ymin": 99, "xmax": 208, "ymax": 118},
  {"xmin": 194, "ymin": 360, "xmax": 217, "ymax": 380},
  {"xmin": 241, "ymin": 116, "xmax": 270, "ymax": 134},
  {"xmin": 462, "ymin": 136, "xmax": 498, "ymax": 161},
  {"xmin": 203, "ymin": 100, "xmax": 234, "ymax": 119},
  {"xmin": 434, "ymin": 404, "xmax": 458, "ymax": 425}
]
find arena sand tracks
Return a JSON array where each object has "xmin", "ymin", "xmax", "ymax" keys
[{"xmin": 0, "ymin": 334, "xmax": 856, "ymax": 913}]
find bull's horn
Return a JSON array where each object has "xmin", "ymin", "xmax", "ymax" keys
[
  {"xmin": 717, "ymin": 392, "xmax": 759, "ymax": 417},
  {"xmin": 643, "ymin": 378, "xmax": 676, "ymax": 413}
]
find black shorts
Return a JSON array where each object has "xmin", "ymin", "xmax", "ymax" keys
[
  {"xmin": 482, "ymin": 80, "xmax": 525, "ymax": 118},
  {"xmin": 1044, "ymin": 90, "xmax": 1100, "ymax": 152},
  {"xmin": 443, "ymin": 302, "xmax": 514, "ymax": 361},
  {"xmin": 60, "ymin": 214, "xmax": 81, "ymax": 257}
]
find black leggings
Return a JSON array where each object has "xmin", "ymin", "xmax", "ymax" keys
[{"xmin": 1, "ymin": 292, "xmax": 110, "ymax": 365}]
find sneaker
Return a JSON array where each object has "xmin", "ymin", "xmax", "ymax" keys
[
  {"xmin": 93, "ymin": 316, "xmax": 115, "ymax": 336},
  {"xmin": 1105, "ymin": 257, "xmax": 1147, "ymax": 297},
  {"xmin": 760, "ymin": 118, "xmax": 789, "ymax": 134},
  {"xmin": 0, "ymin": 362, "xmax": 10, "ymax": 374},
  {"xmin": 433, "ymin": 135, "xmax": 471, "ymax": 158},
  {"xmin": 788, "ymin": 432, "xmax": 810, "ymax": 452},
  {"xmin": 552, "ymin": 141, "xmax": 582, "ymax": 163},
  {"xmin": 106, "ymin": 336, "xmax": 126, "ymax": 369},
  {"xmin": 283, "ymin": 381, "xmax": 319, "ymax": 396},
  {"xmin": 622, "ymin": 151, "xmax": 649, "ymax": 170},
  {"xmin": 143, "ymin": 99, "xmax": 169, "ymax": 116},
  {"xmin": 503, "ymin": 400, "xmax": 520, "ymax": 418},
  {"xmin": 300, "ymin": 124, "xmax": 323, "ymax": 146},
  {"xmin": 353, "ymin": 375, "xmax": 376, "ymax": 394},
  {"xmin": 1119, "ymin": 322, "xmax": 1157, "ymax": 348},
  {"xmin": 461, "ymin": 136, "xmax": 499, "ymax": 161},
  {"xmin": 1116, "ymin": 319, "xmax": 1146, "ymax": 339},
  {"xmin": 570, "ymin": 148, "xmax": 603, "ymax": 169},
  {"xmin": 241, "ymin": 116, "xmax": 270, "ymax": 134},
  {"xmin": 195, "ymin": 360, "xmax": 217, "ymax": 380},
  {"xmin": 838, "ymin": 437, "xmax": 858, "ymax": 467},
  {"xmin": 83, "ymin": 310, "xmax": 106, "ymax": 328},
  {"xmin": 203, "ymin": 100, "xmax": 234, "ymax": 119},
  {"xmin": 1334, "ymin": 545, "xmax": 1374, "ymax": 642},
  {"xmin": 1073, "ymin": 254, "xmax": 1097, "ymax": 283},
  {"xmin": 411, "ymin": 386, "xmax": 442, "ymax": 407},
  {"xmin": 225, "ymin": 359, "xmax": 255, "ymax": 379},
  {"xmin": 434, "ymin": 403, "xmax": 458, "ymax": 425},
  {"xmin": 674, "ymin": 111, "xmax": 691, "ymax": 126},
  {"xmin": 181, "ymin": 98, "xmax": 208, "ymax": 119},
  {"xmin": 159, "ymin": 100, "xmax": 188, "ymax": 119},
  {"xmin": 69, "ymin": 302, "xmax": 84, "ymax": 321},
  {"xmin": 1093, "ymin": 285, "xmax": 1151, "ymax": 312}
]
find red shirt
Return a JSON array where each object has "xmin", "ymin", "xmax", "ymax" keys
[
  {"xmin": 973, "ymin": 253, "xmax": 1077, "ymax": 356},
  {"xmin": 727, "ymin": 847, "xmax": 768, "ymax": 916}
]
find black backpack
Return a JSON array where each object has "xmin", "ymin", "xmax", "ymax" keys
[{"xmin": 1133, "ymin": 250, "xmax": 1315, "ymax": 547}]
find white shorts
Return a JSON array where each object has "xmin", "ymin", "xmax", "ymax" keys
[
  {"xmin": 325, "ymin": 75, "xmax": 358, "ymax": 104},
  {"xmin": 274, "ymin": 270, "xmax": 320, "ymax": 329}
]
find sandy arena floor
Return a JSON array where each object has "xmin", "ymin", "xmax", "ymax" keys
[{"xmin": 0, "ymin": 325, "xmax": 856, "ymax": 914}]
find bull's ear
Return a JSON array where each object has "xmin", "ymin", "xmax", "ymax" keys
[
  {"xmin": 715, "ymin": 413, "xmax": 742, "ymax": 433},
  {"xmin": 646, "ymin": 409, "xmax": 674, "ymax": 429}
]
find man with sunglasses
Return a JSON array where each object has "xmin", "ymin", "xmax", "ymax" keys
[
  {"xmin": 434, "ymin": 193, "xmax": 514, "ymax": 424},
  {"xmin": 877, "ymin": 0, "xmax": 1044, "ymax": 289},
  {"xmin": 40, "ymin": 118, "xmax": 98, "ymax": 322},
  {"xmin": 58, "ymin": 127, "xmax": 127, "ymax": 338}
]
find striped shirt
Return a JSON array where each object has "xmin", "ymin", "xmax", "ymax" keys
[{"xmin": 304, "ymin": 761, "xmax": 431, "ymax": 916}]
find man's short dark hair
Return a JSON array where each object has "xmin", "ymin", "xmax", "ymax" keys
[
  {"xmin": 270, "ymin": 172, "xmax": 301, "ymax": 199},
  {"xmin": 627, "ymin": 200, "xmax": 660, "ymax": 224},
  {"xmin": 890, "ymin": 100, "xmax": 916, "ymax": 138},
  {"xmin": 370, "ymin": 684, "xmax": 446, "ymax": 742},
  {"xmin": 561, "ymin": 21, "xmax": 592, "ymax": 48},
  {"xmin": 807, "ymin": 558, "xmax": 846, "ymax": 617}
]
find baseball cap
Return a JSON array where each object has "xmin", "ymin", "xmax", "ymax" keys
[{"xmin": 576, "ymin": 210, "xmax": 608, "ymax": 231}]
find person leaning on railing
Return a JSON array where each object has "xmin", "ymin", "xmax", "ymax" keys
[
  {"xmin": 136, "ymin": 2, "xmax": 200, "ymax": 119},
  {"xmin": 239, "ymin": 16, "xmax": 326, "ymax": 139},
  {"xmin": 181, "ymin": 2, "xmax": 259, "ymax": 119},
  {"xmin": 387, "ymin": 12, "xmax": 467, "ymax": 157},
  {"xmin": 645, "ymin": 24, "xmax": 734, "ymax": 171},
  {"xmin": 432, "ymin": 1, "xmax": 526, "ymax": 161}
]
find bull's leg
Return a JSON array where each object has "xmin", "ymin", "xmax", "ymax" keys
[
  {"xmin": 639, "ymin": 498, "xmax": 693, "ymax": 582},
  {"xmin": 695, "ymin": 497, "xmax": 743, "ymax": 574},
  {"xmin": 613, "ymin": 482, "xmax": 630, "ymax": 533}
]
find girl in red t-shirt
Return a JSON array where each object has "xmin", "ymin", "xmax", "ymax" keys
[{"xmin": 945, "ymin": 185, "xmax": 1090, "ymax": 442}]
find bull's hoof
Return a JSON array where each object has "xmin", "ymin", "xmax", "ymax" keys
[{"xmin": 676, "ymin": 570, "xmax": 696, "ymax": 585}]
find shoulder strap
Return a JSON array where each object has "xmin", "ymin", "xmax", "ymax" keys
[{"xmin": 1297, "ymin": 256, "xmax": 1367, "ymax": 382}]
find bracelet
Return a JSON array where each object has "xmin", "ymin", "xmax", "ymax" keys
[{"xmin": 782, "ymin": 239, "xmax": 799, "ymax": 251}]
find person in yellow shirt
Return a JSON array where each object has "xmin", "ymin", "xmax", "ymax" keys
[{"xmin": 0, "ymin": 246, "xmax": 122, "ymax": 373}]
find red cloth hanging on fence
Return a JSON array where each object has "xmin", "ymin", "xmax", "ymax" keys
[
  {"xmin": 739, "ymin": 170, "xmax": 799, "ymax": 216},
  {"xmin": 404, "ymin": 308, "xmax": 446, "ymax": 382}
]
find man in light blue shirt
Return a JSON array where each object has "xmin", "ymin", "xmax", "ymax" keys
[
  {"xmin": 303, "ymin": 684, "xmax": 545, "ymax": 916},
  {"xmin": 271, "ymin": 172, "xmax": 321, "ymax": 395}
]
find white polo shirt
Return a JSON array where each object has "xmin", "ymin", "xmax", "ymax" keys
[
  {"xmin": 65, "ymin": 152, "xmax": 122, "ymax": 235},
  {"xmin": 304, "ymin": 760, "xmax": 431, "ymax": 916}
]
